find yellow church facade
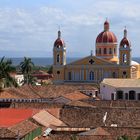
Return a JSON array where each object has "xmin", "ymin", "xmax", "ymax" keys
[{"xmin": 53, "ymin": 20, "xmax": 140, "ymax": 84}]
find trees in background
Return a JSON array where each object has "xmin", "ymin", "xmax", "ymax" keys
[
  {"xmin": 20, "ymin": 57, "xmax": 36, "ymax": 85},
  {"xmin": 0, "ymin": 57, "xmax": 18, "ymax": 88}
]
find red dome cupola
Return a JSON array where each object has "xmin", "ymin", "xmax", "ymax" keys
[
  {"xmin": 95, "ymin": 19, "xmax": 118, "ymax": 63},
  {"xmin": 120, "ymin": 28, "xmax": 131, "ymax": 47},
  {"xmin": 96, "ymin": 20, "xmax": 117, "ymax": 43},
  {"xmin": 54, "ymin": 30, "xmax": 65, "ymax": 47}
]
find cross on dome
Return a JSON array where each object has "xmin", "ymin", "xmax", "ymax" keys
[
  {"xmin": 104, "ymin": 18, "xmax": 109, "ymax": 31},
  {"xmin": 124, "ymin": 26, "xmax": 127, "ymax": 38},
  {"xmin": 58, "ymin": 30, "xmax": 61, "ymax": 39}
]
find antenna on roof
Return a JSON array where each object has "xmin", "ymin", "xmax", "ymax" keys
[
  {"xmin": 103, "ymin": 112, "xmax": 107, "ymax": 126},
  {"xmin": 16, "ymin": 130, "xmax": 20, "ymax": 140}
]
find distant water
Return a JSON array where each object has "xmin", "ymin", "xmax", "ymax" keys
[
  {"xmin": 3, "ymin": 57, "xmax": 140, "ymax": 67},
  {"xmin": 7, "ymin": 57, "xmax": 80, "ymax": 67}
]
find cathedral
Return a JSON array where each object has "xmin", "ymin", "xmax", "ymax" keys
[{"xmin": 53, "ymin": 20, "xmax": 140, "ymax": 84}]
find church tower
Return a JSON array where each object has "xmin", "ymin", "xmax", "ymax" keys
[
  {"xmin": 119, "ymin": 28, "xmax": 131, "ymax": 66},
  {"xmin": 119, "ymin": 28, "xmax": 131, "ymax": 78},
  {"xmin": 53, "ymin": 30, "xmax": 66, "ymax": 65},
  {"xmin": 53, "ymin": 30, "xmax": 66, "ymax": 83}
]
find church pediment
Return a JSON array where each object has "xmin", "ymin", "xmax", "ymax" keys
[{"xmin": 67, "ymin": 55, "xmax": 115, "ymax": 66}]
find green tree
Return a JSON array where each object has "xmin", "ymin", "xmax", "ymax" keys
[
  {"xmin": 20, "ymin": 57, "xmax": 34, "ymax": 85},
  {"xmin": 48, "ymin": 65, "xmax": 53, "ymax": 74},
  {"xmin": 0, "ymin": 57, "xmax": 18, "ymax": 88},
  {"xmin": 136, "ymin": 136, "xmax": 140, "ymax": 140},
  {"xmin": 70, "ymin": 135, "xmax": 78, "ymax": 140},
  {"xmin": 117, "ymin": 135, "xmax": 129, "ymax": 140}
]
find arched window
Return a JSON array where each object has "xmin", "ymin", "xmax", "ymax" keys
[
  {"xmin": 138, "ymin": 93, "xmax": 140, "ymax": 100},
  {"xmin": 123, "ymin": 44, "xmax": 127, "ymax": 48},
  {"xmin": 89, "ymin": 71, "xmax": 94, "ymax": 80},
  {"xmin": 57, "ymin": 54, "xmax": 60, "ymax": 63},
  {"xmin": 112, "ymin": 72, "xmax": 116, "ymax": 78},
  {"xmin": 111, "ymin": 93, "xmax": 114, "ymax": 100},
  {"xmin": 109, "ymin": 48, "xmax": 112, "ymax": 54},
  {"xmin": 57, "ymin": 45, "xmax": 60, "ymax": 49},
  {"xmin": 117, "ymin": 90, "xmax": 123, "ymax": 100},
  {"xmin": 114, "ymin": 48, "xmax": 116, "ymax": 54},
  {"xmin": 129, "ymin": 90, "xmax": 136, "ymax": 100},
  {"xmin": 68, "ymin": 72, "xmax": 72, "ymax": 80},
  {"xmin": 99, "ymin": 48, "xmax": 101, "ymax": 54},
  {"xmin": 104, "ymin": 48, "xmax": 107, "ymax": 54},
  {"xmin": 123, "ymin": 54, "xmax": 127, "ymax": 63}
]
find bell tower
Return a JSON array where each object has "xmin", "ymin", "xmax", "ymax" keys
[
  {"xmin": 53, "ymin": 30, "xmax": 66, "ymax": 84},
  {"xmin": 119, "ymin": 27, "xmax": 131, "ymax": 78},
  {"xmin": 119, "ymin": 28, "xmax": 131, "ymax": 66},
  {"xmin": 53, "ymin": 30, "xmax": 66, "ymax": 66}
]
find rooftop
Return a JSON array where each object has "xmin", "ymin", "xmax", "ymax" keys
[
  {"xmin": 101, "ymin": 78, "xmax": 140, "ymax": 88},
  {"xmin": 0, "ymin": 109, "xmax": 39, "ymax": 127}
]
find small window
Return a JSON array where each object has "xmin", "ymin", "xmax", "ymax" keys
[
  {"xmin": 123, "ymin": 54, "xmax": 127, "ymax": 63},
  {"xmin": 138, "ymin": 93, "xmax": 140, "ymax": 100},
  {"xmin": 123, "ymin": 45, "xmax": 127, "ymax": 48},
  {"xmin": 99, "ymin": 48, "xmax": 101, "ymax": 54},
  {"xmin": 104, "ymin": 48, "xmax": 107, "ymax": 54},
  {"xmin": 57, "ymin": 71, "xmax": 60, "ymax": 74},
  {"xmin": 111, "ymin": 93, "xmax": 114, "ymax": 100},
  {"xmin": 109, "ymin": 48, "xmax": 112, "ymax": 54},
  {"xmin": 68, "ymin": 72, "xmax": 72, "ymax": 80},
  {"xmin": 129, "ymin": 90, "xmax": 136, "ymax": 100},
  {"xmin": 117, "ymin": 90, "xmax": 123, "ymax": 100},
  {"xmin": 57, "ymin": 54, "xmax": 60, "ymax": 63},
  {"xmin": 123, "ymin": 71, "xmax": 126, "ymax": 75},
  {"xmin": 114, "ymin": 48, "xmax": 116, "ymax": 54},
  {"xmin": 57, "ymin": 45, "xmax": 60, "ymax": 49},
  {"xmin": 89, "ymin": 71, "xmax": 94, "ymax": 80},
  {"xmin": 112, "ymin": 72, "xmax": 116, "ymax": 78}
]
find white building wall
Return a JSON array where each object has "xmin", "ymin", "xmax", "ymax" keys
[
  {"xmin": 100, "ymin": 83, "xmax": 140, "ymax": 100},
  {"xmin": 100, "ymin": 83, "xmax": 116, "ymax": 100}
]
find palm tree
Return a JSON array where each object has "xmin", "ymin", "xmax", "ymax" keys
[
  {"xmin": 0, "ymin": 57, "xmax": 18, "ymax": 88},
  {"xmin": 20, "ymin": 57, "xmax": 34, "ymax": 85}
]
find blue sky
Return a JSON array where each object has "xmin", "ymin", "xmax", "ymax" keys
[{"xmin": 0, "ymin": 0, "xmax": 140, "ymax": 57}]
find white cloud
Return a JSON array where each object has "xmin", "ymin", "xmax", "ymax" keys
[{"xmin": 0, "ymin": 0, "xmax": 140, "ymax": 57}]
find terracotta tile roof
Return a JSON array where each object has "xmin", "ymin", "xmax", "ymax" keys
[
  {"xmin": 101, "ymin": 78, "xmax": 140, "ymax": 88},
  {"xmin": 0, "ymin": 109, "xmax": 39, "ymax": 127},
  {"xmin": 8, "ymin": 120, "xmax": 39, "ymax": 138},
  {"xmin": 53, "ymin": 96, "xmax": 71, "ymax": 104},
  {"xmin": 32, "ymin": 110, "xmax": 67, "ymax": 128},
  {"xmin": 66, "ymin": 100, "xmax": 94, "ymax": 108},
  {"xmin": 32, "ymin": 70, "xmax": 53, "ymax": 80},
  {"xmin": 63, "ymin": 91, "xmax": 89, "ymax": 101},
  {"xmin": 46, "ymin": 108, "xmax": 61, "ymax": 119},
  {"xmin": 1, "ymin": 85, "xmax": 96, "ymax": 99},
  {"xmin": 78, "ymin": 127, "xmax": 111, "ymax": 136},
  {"xmin": 60, "ymin": 106, "xmax": 140, "ymax": 128},
  {"xmin": 0, "ymin": 128, "xmax": 17, "ymax": 138}
]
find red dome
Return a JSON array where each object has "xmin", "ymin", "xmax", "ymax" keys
[
  {"xmin": 54, "ymin": 38, "xmax": 65, "ymax": 46},
  {"xmin": 96, "ymin": 31, "xmax": 117, "ymax": 43},
  {"xmin": 104, "ymin": 20, "xmax": 109, "ymax": 25},
  {"xmin": 120, "ymin": 37, "xmax": 130, "ymax": 46}
]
